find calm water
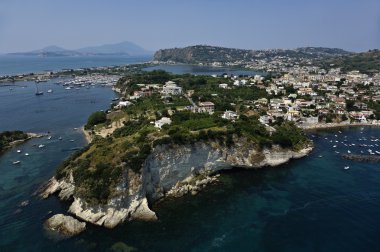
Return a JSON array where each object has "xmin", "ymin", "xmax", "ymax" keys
[
  {"xmin": 144, "ymin": 64, "xmax": 263, "ymax": 76},
  {"xmin": 0, "ymin": 55, "xmax": 151, "ymax": 76},
  {"xmin": 1, "ymin": 77, "xmax": 380, "ymax": 251}
]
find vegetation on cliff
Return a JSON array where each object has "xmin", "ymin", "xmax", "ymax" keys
[
  {"xmin": 56, "ymin": 71, "xmax": 311, "ymax": 205},
  {"xmin": 0, "ymin": 130, "xmax": 28, "ymax": 152}
]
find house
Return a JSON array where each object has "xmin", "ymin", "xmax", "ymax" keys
[
  {"xmin": 162, "ymin": 81, "xmax": 182, "ymax": 95},
  {"xmin": 115, "ymin": 101, "xmax": 132, "ymax": 109},
  {"xmin": 198, "ymin": 101, "xmax": 215, "ymax": 114},
  {"xmin": 222, "ymin": 111, "xmax": 239, "ymax": 120},
  {"xmin": 154, "ymin": 117, "xmax": 172, "ymax": 129},
  {"xmin": 297, "ymin": 87, "xmax": 313, "ymax": 96},
  {"xmin": 219, "ymin": 83, "xmax": 228, "ymax": 89},
  {"xmin": 286, "ymin": 108, "xmax": 301, "ymax": 122},
  {"xmin": 349, "ymin": 112, "xmax": 367, "ymax": 122},
  {"xmin": 259, "ymin": 115, "xmax": 274, "ymax": 125}
]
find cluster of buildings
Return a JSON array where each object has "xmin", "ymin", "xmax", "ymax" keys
[
  {"xmin": 248, "ymin": 69, "xmax": 380, "ymax": 126},
  {"xmin": 115, "ymin": 65, "xmax": 380, "ymax": 130}
]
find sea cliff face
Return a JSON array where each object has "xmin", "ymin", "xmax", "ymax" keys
[{"xmin": 43, "ymin": 138, "xmax": 312, "ymax": 228}]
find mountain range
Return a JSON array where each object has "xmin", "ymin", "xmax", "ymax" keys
[{"xmin": 9, "ymin": 41, "xmax": 153, "ymax": 57}]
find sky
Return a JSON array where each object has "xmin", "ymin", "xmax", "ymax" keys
[{"xmin": 0, "ymin": 0, "xmax": 379, "ymax": 53}]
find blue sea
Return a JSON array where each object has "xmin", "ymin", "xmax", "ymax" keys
[
  {"xmin": 0, "ymin": 55, "xmax": 152, "ymax": 76},
  {"xmin": 0, "ymin": 63, "xmax": 380, "ymax": 251},
  {"xmin": 145, "ymin": 64, "xmax": 263, "ymax": 76}
]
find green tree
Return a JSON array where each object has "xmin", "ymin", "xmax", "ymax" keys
[{"xmin": 85, "ymin": 111, "xmax": 107, "ymax": 129}]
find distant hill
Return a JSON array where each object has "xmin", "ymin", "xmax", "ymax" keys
[
  {"xmin": 77, "ymin": 41, "xmax": 152, "ymax": 56},
  {"xmin": 154, "ymin": 45, "xmax": 353, "ymax": 64},
  {"xmin": 10, "ymin": 45, "xmax": 82, "ymax": 57},
  {"xmin": 9, "ymin": 41, "xmax": 152, "ymax": 57},
  {"xmin": 316, "ymin": 49, "xmax": 380, "ymax": 74}
]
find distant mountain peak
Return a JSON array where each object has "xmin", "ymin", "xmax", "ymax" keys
[
  {"xmin": 8, "ymin": 41, "xmax": 153, "ymax": 57},
  {"xmin": 77, "ymin": 41, "xmax": 152, "ymax": 56}
]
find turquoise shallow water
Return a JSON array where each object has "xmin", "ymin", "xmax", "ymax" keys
[{"xmin": 1, "ymin": 77, "xmax": 380, "ymax": 251}]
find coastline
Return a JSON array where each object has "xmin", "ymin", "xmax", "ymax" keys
[
  {"xmin": 300, "ymin": 121, "xmax": 380, "ymax": 131},
  {"xmin": 80, "ymin": 127, "xmax": 92, "ymax": 144}
]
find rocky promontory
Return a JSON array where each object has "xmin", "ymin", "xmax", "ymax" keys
[{"xmin": 42, "ymin": 137, "xmax": 312, "ymax": 229}]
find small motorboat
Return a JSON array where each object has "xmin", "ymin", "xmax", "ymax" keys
[
  {"xmin": 344, "ymin": 166, "xmax": 350, "ymax": 170},
  {"xmin": 347, "ymin": 150, "xmax": 351, "ymax": 154},
  {"xmin": 17, "ymin": 150, "xmax": 21, "ymax": 153},
  {"xmin": 58, "ymin": 137, "xmax": 63, "ymax": 140},
  {"xmin": 47, "ymin": 136, "xmax": 52, "ymax": 140},
  {"xmin": 25, "ymin": 153, "xmax": 29, "ymax": 156},
  {"xmin": 13, "ymin": 161, "xmax": 21, "ymax": 165},
  {"xmin": 38, "ymin": 144, "xmax": 45, "ymax": 148},
  {"xmin": 333, "ymin": 145, "xmax": 337, "ymax": 148}
]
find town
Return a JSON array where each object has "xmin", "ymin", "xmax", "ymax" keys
[{"xmin": 108, "ymin": 65, "xmax": 380, "ymax": 135}]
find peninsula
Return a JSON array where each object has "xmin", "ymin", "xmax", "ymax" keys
[
  {"xmin": 42, "ymin": 44, "xmax": 380, "ymax": 235},
  {"xmin": 42, "ymin": 70, "xmax": 312, "ymax": 232},
  {"xmin": 0, "ymin": 131, "xmax": 30, "ymax": 154}
]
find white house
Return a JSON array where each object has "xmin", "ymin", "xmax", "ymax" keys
[
  {"xmin": 198, "ymin": 102, "xmax": 215, "ymax": 114},
  {"xmin": 115, "ymin": 101, "xmax": 132, "ymax": 108},
  {"xmin": 162, "ymin": 81, "xmax": 182, "ymax": 95},
  {"xmin": 219, "ymin": 83, "xmax": 228, "ymax": 89},
  {"xmin": 154, "ymin": 117, "xmax": 172, "ymax": 129},
  {"xmin": 222, "ymin": 110, "xmax": 239, "ymax": 120}
]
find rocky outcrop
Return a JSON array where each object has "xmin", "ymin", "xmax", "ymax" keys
[
  {"xmin": 44, "ymin": 214, "xmax": 86, "ymax": 237},
  {"xmin": 143, "ymin": 140, "xmax": 312, "ymax": 202},
  {"xmin": 43, "ymin": 138, "xmax": 312, "ymax": 229},
  {"xmin": 68, "ymin": 197, "xmax": 157, "ymax": 229},
  {"xmin": 40, "ymin": 172, "xmax": 75, "ymax": 200}
]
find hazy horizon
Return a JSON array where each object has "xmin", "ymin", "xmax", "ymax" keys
[{"xmin": 0, "ymin": 0, "xmax": 379, "ymax": 54}]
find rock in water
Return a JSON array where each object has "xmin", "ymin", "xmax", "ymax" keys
[{"xmin": 44, "ymin": 214, "xmax": 86, "ymax": 237}]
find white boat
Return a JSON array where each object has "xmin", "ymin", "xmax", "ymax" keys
[
  {"xmin": 347, "ymin": 150, "xmax": 351, "ymax": 154},
  {"xmin": 47, "ymin": 136, "xmax": 52, "ymax": 140},
  {"xmin": 58, "ymin": 137, "xmax": 62, "ymax": 140},
  {"xmin": 333, "ymin": 145, "xmax": 337, "ymax": 148},
  {"xmin": 25, "ymin": 153, "xmax": 29, "ymax": 156},
  {"xmin": 38, "ymin": 144, "xmax": 45, "ymax": 148},
  {"xmin": 35, "ymin": 83, "xmax": 44, "ymax": 95},
  {"xmin": 47, "ymin": 89, "xmax": 53, "ymax": 93},
  {"xmin": 65, "ymin": 87, "xmax": 71, "ymax": 90},
  {"xmin": 375, "ymin": 151, "xmax": 380, "ymax": 155},
  {"xmin": 17, "ymin": 149, "xmax": 21, "ymax": 153},
  {"xmin": 344, "ymin": 166, "xmax": 350, "ymax": 170},
  {"xmin": 13, "ymin": 161, "xmax": 21, "ymax": 165},
  {"xmin": 69, "ymin": 139, "xmax": 75, "ymax": 142}
]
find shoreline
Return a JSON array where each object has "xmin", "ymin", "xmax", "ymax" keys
[
  {"xmin": 300, "ymin": 121, "xmax": 380, "ymax": 131},
  {"xmin": 0, "ymin": 61, "xmax": 154, "ymax": 84},
  {"xmin": 80, "ymin": 127, "xmax": 92, "ymax": 144}
]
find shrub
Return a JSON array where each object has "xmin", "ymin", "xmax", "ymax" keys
[{"xmin": 85, "ymin": 111, "xmax": 107, "ymax": 129}]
